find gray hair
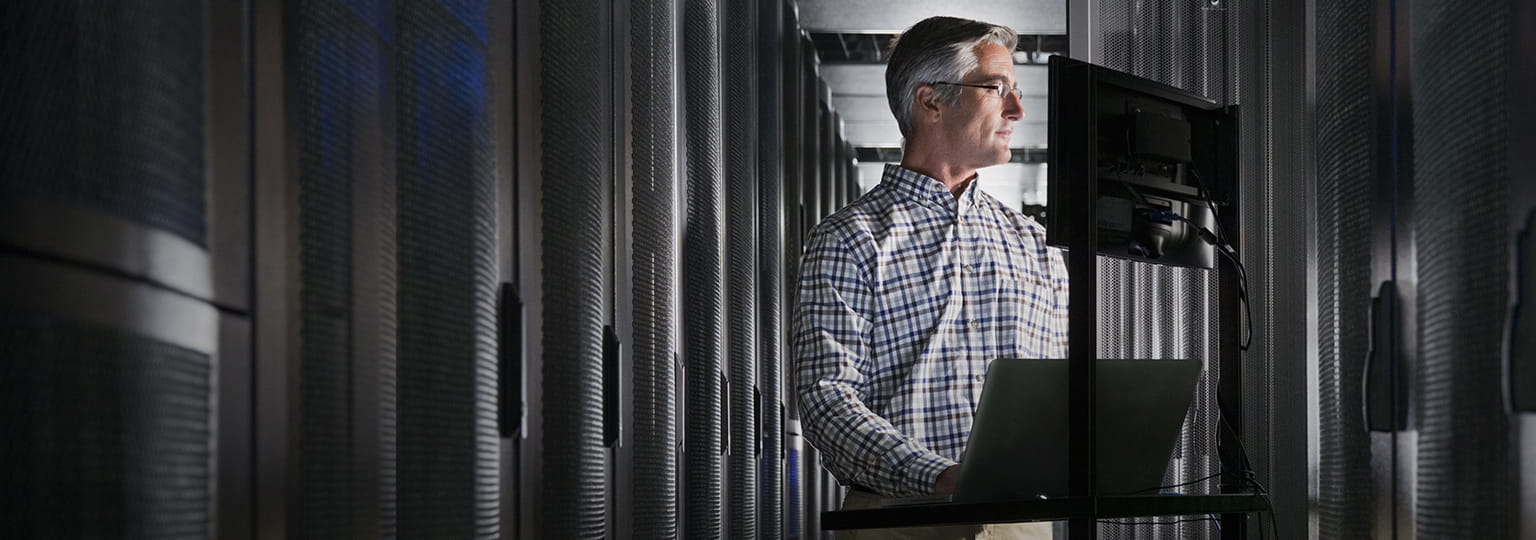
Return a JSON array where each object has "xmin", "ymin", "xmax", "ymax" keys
[{"xmin": 885, "ymin": 17, "xmax": 1018, "ymax": 140}]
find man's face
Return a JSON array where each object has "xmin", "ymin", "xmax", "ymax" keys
[{"xmin": 933, "ymin": 42, "xmax": 1024, "ymax": 170}]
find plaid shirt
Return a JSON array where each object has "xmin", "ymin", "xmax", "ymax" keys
[{"xmin": 793, "ymin": 164, "xmax": 1070, "ymax": 497}]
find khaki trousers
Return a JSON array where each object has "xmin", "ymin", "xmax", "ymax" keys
[{"xmin": 835, "ymin": 490, "xmax": 1054, "ymax": 540}]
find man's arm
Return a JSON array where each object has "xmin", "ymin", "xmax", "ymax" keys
[{"xmin": 792, "ymin": 228, "xmax": 956, "ymax": 497}]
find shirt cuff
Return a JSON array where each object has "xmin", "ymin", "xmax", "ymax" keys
[{"xmin": 904, "ymin": 452, "xmax": 959, "ymax": 496}]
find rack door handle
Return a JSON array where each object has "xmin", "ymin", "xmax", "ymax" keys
[
  {"xmin": 721, "ymin": 371, "xmax": 730, "ymax": 456},
  {"xmin": 1509, "ymin": 209, "xmax": 1536, "ymax": 412},
  {"xmin": 498, "ymin": 283, "xmax": 525, "ymax": 438},
  {"xmin": 603, "ymin": 325, "xmax": 622, "ymax": 448},
  {"xmin": 1364, "ymin": 280, "xmax": 1407, "ymax": 432}
]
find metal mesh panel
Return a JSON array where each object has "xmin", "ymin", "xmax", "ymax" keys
[
  {"xmin": 1097, "ymin": 0, "xmax": 1230, "ymax": 102},
  {"xmin": 1313, "ymin": 0, "xmax": 1377, "ymax": 534},
  {"xmin": 756, "ymin": 1, "xmax": 786, "ymax": 536},
  {"xmin": 396, "ymin": 1, "xmax": 499, "ymax": 537},
  {"xmin": 724, "ymin": 0, "xmax": 759, "ymax": 537},
  {"xmin": 682, "ymin": 0, "xmax": 726, "ymax": 536},
  {"xmin": 1411, "ymin": 0, "xmax": 1514, "ymax": 536},
  {"xmin": 630, "ymin": 0, "xmax": 679, "ymax": 537},
  {"xmin": 1095, "ymin": 259, "xmax": 1222, "ymax": 540},
  {"xmin": 0, "ymin": 1, "xmax": 206, "ymax": 246},
  {"xmin": 539, "ymin": 1, "xmax": 609, "ymax": 537},
  {"xmin": 293, "ymin": 2, "xmax": 384, "ymax": 534},
  {"xmin": 1093, "ymin": 2, "xmax": 1235, "ymax": 536},
  {"xmin": 0, "ymin": 309, "xmax": 211, "ymax": 538},
  {"xmin": 379, "ymin": 183, "xmax": 399, "ymax": 540}
]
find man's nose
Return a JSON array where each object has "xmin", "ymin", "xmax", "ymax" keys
[{"xmin": 1003, "ymin": 93, "xmax": 1024, "ymax": 121}]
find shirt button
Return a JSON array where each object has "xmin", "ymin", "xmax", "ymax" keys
[
  {"xmin": 963, "ymin": 263, "xmax": 975, "ymax": 273},
  {"xmin": 968, "ymin": 320, "xmax": 980, "ymax": 330},
  {"xmin": 974, "ymin": 375, "xmax": 984, "ymax": 383}
]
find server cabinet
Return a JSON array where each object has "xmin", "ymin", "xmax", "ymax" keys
[
  {"xmin": 533, "ymin": 0, "xmax": 619, "ymax": 537},
  {"xmin": 680, "ymin": 0, "xmax": 727, "ymax": 537},
  {"xmin": 1, "ymin": 3, "xmax": 228, "ymax": 538},
  {"xmin": 756, "ymin": 0, "xmax": 788, "ymax": 537},
  {"xmin": 724, "ymin": 1, "xmax": 763, "ymax": 538},
  {"xmin": 250, "ymin": 1, "xmax": 505, "ymax": 537},
  {"xmin": 1315, "ymin": 0, "xmax": 1393, "ymax": 535},
  {"xmin": 780, "ymin": 7, "xmax": 807, "ymax": 537},
  {"xmin": 628, "ymin": 0, "xmax": 682, "ymax": 537},
  {"xmin": 1409, "ymin": 0, "xmax": 1517, "ymax": 537}
]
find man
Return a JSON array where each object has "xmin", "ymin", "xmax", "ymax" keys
[{"xmin": 792, "ymin": 16, "xmax": 1069, "ymax": 540}]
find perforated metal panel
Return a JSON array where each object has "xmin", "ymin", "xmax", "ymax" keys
[
  {"xmin": 1095, "ymin": 259, "xmax": 1222, "ymax": 540},
  {"xmin": 0, "ymin": 309, "xmax": 211, "ymax": 538},
  {"xmin": 0, "ymin": 1, "xmax": 206, "ymax": 247},
  {"xmin": 539, "ymin": 1, "xmax": 610, "ymax": 538},
  {"xmin": 0, "ymin": 3, "xmax": 212, "ymax": 536},
  {"xmin": 724, "ymin": 0, "xmax": 760, "ymax": 537},
  {"xmin": 682, "ymin": 0, "xmax": 726, "ymax": 536},
  {"xmin": 293, "ymin": 1, "xmax": 385, "ymax": 535},
  {"xmin": 629, "ymin": 0, "xmax": 680, "ymax": 537},
  {"xmin": 1313, "ymin": 0, "xmax": 1377, "ymax": 535},
  {"xmin": 756, "ymin": 1, "xmax": 786, "ymax": 536},
  {"xmin": 1411, "ymin": 0, "xmax": 1514, "ymax": 537},
  {"xmin": 396, "ymin": 1, "xmax": 499, "ymax": 538},
  {"xmin": 1094, "ymin": 2, "xmax": 1232, "ymax": 537},
  {"xmin": 1097, "ymin": 0, "xmax": 1230, "ymax": 103}
]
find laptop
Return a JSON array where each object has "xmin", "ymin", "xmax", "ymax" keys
[{"xmin": 882, "ymin": 357, "xmax": 1202, "ymax": 506}]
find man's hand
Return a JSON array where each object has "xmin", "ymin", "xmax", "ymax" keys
[{"xmin": 933, "ymin": 464, "xmax": 961, "ymax": 495}]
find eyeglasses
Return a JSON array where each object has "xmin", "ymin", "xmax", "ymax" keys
[{"xmin": 931, "ymin": 81, "xmax": 1024, "ymax": 101}]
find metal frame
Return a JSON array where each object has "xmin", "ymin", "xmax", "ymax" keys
[
  {"xmin": 1363, "ymin": 0, "xmax": 1418, "ymax": 537},
  {"xmin": 1061, "ymin": 58, "xmax": 1250, "ymax": 540},
  {"xmin": 1066, "ymin": 0, "xmax": 1100, "ymax": 64},
  {"xmin": 207, "ymin": 1, "xmax": 253, "ymax": 538},
  {"xmin": 1514, "ymin": 0, "xmax": 1536, "ymax": 535},
  {"xmin": 512, "ymin": 0, "xmax": 546, "ymax": 536},
  {"xmin": 251, "ymin": 0, "xmax": 301, "ymax": 535},
  {"xmin": 1247, "ymin": 0, "xmax": 1317, "ymax": 538},
  {"xmin": 488, "ymin": 0, "xmax": 522, "ymax": 532},
  {"xmin": 821, "ymin": 494, "xmax": 1267, "ymax": 530},
  {"xmin": 609, "ymin": 0, "xmax": 637, "ymax": 535},
  {"xmin": 1051, "ymin": 56, "xmax": 1102, "ymax": 540}
]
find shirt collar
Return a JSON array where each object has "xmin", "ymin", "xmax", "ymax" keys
[{"xmin": 880, "ymin": 163, "xmax": 981, "ymax": 213}]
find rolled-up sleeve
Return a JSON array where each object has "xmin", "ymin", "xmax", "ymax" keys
[{"xmin": 792, "ymin": 225, "xmax": 955, "ymax": 497}]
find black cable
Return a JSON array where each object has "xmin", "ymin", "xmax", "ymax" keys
[
  {"xmin": 1214, "ymin": 396, "xmax": 1283, "ymax": 540},
  {"xmin": 1121, "ymin": 167, "xmax": 1277, "ymax": 535},
  {"xmin": 1113, "ymin": 471, "xmax": 1226, "ymax": 495},
  {"xmin": 1186, "ymin": 168, "xmax": 1254, "ymax": 351}
]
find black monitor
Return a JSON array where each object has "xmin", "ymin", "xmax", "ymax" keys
[{"xmin": 1046, "ymin": 56, "xmax": 1238, "ymax": 269}]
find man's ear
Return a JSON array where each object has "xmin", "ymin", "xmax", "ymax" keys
[{"xmin": 913, "ymin": 84, "xmax": 942, "ymax": 123}]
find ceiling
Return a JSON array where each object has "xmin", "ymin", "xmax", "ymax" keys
[{"xmin": 794, "ymin": 0, "xmax": 1066, "ymax": 35}]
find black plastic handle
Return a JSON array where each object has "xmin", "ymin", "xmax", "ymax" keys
[
  {"xmin": 721, "ymin": 371, "xmax": 730, "ymax": 456},
  {"xmin": 498, "ymin": 283, "xmax": 524, "ymax": 438},
  {"xmin": 754, "ymin": 386, "xmax": 762, "ymax": 457},
  {"xmin": 1365, "ymin": 280, "xmax": 1407, "ymax": 432},
  {"xmin": 1509, "ymin": 209, "xmax": 1536, "ymax": 412},
  {"xmin": 603, "ymin": 325, "xmax": 622, "ymax": 448}
]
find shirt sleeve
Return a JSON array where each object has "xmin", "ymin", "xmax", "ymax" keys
[
  {"xmin": 1046, "ymin": 245, "xmax": 1071, "ymax": 358},
  {"xmin": 791, "ymin": 225, "xmax": 956, "ymax": 497}
]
